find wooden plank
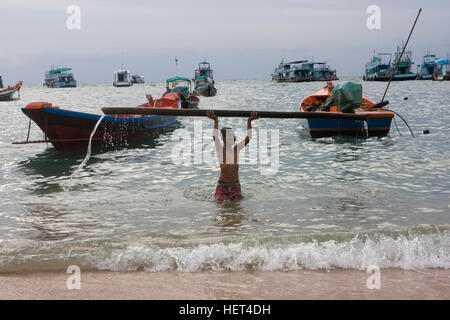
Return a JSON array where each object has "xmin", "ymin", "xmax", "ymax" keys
[{"xmin": 101, "ymin": 108, "xmax": 370, "ymax": 121}]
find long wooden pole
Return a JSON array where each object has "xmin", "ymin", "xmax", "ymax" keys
[
  {"xmin": 381, "ymin": 8, "xmax": 422, "ymax": 102},
  {"xmin": 101, "ymin": 107, "xmax": 369, "ymax": 121}
]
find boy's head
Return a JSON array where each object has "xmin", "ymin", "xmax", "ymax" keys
[{"xmin": 221, "ymin": 127, "xmax": 236, "ymax": 146}]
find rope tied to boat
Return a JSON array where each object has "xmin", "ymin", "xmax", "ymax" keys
[{"xmin": 386, "ymin": 109, "xmax": 415, "ymax": 138}]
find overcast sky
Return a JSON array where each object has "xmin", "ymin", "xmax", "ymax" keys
[{"xmin": 1, "ymin": 0, "xmax": 449, "ymax": 84}]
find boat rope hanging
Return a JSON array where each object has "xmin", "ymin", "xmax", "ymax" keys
[
  {"xmin": 63, "ymin": 115, "xmax": 105, "ymax": 192},
  {"xmin": 393, "ymin": 117, "xmax": 402, "ymax": 137},
  {"xmin": 386, "ymin": 109, "xmax": 415, "ymax": 138}
]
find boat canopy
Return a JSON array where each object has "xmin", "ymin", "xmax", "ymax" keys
[
  {"xmin": 284, "ymin": 60, "xmax": 307, "ymax": 65},
  {"xmin": 49, "ymin": 68, "xmax": 72, "ymax": 73},
  {"xmin": 332, "ymin": 82, "xmax": 362, "ymax": 113},
  {"xmin": 166, "ymin": 76, "xmax": 191, "ymax": 83},
  {"xmin": 435, "ymin": 58, "xmax": 449, "ymax": 65}
]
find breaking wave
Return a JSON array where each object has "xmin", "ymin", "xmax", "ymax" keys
[{"xmin": 1, "ymin": 226, "xmax": 449, "ymax": 273}]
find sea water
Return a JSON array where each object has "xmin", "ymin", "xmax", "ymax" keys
[{"xmin": 0, "ymin": 79, "xmax": 449, "ymax": 272}]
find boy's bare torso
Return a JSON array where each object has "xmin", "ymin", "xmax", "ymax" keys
[
  {"xmin": 207, "ymin": 110, "xmax": 258, "ymax": 184},
  {"xmin": 218, "ymin": 148, "xmax": 239, "ymax": 182}
]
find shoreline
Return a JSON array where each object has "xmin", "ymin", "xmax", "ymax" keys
[{"xmin": 0, "ymin": 268, "xmax": 449, "ymax": 300}]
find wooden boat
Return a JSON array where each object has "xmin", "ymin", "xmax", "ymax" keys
[
  {"xmin": 164, "ymin": 76, "xmax": 199, "ymax": 108},
  {"xmin": 433, "ymin": 57, "xmax": 450, "ymax": 81},
  {"xmin": 417, "ymin": 54, "xmax": 436, "ymax": 80},
  {"xmin": 18, "ymin": 93, "xmax": 182, "ymax": 152},
  {"xmin": 0, "ymin": 81, "xmax": 22, "ymax": 101},
  {"xmin": 193, "ymin": 61, "xmax": 217, "ymax": 97},
  {"xmin": 44, "ymin": 67, "xmax": 76, "ymax": 88},
  {"xmin": 193, "ymin": 76, "xmax": 217, "ymax": 97},
  {"xmin": 273, "ymin": 59, "xmax": 338, "ymax": 82},
  {"xmin": 364, "ymin": 48, "xmax": 416, "ymax": 81},
  {"xmin": 299, "ymin": 82, "xmax": 394, "ymax": 138}
]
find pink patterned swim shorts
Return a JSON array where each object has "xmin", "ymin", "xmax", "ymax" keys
[{"xmin": 214, "ymin": 181, "xmax": 243, "ymax": 201}]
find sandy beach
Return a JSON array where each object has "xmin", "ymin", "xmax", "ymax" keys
[{"xmin": 1, "ymin": 269, "xmax": 449, "ymax": 300}]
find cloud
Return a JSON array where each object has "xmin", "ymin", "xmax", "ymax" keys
[{"xmin": 0, "ymin": 0, "xmax": 448, "ymax": 83}]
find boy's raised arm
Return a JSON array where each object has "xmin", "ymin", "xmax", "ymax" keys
[
  {"xmin": 237, "ymin": 112, "xmax": 259, "ymax": 151},
  {"xmin": 207, "ymin": 110, "xmax": 222, "ymax": 150}
]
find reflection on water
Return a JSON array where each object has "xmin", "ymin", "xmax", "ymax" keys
[
  {"xmin": 214, "ymin": 200, "xmax": 245, "ymax": 232},
  {"xmin": 16, "ymin": 126, "xmax": 178, "ymax": 194},
  {"xmin": 24, "ymin": 202, "xmax": 74, "ymax": 241}
]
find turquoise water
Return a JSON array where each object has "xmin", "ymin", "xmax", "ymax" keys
[{"xmin": 0, "ymin": 79, "xmax": 449, "ymax": 272}]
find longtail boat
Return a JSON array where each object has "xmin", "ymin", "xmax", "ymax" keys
[
  {"xmin": 299, "ymin": 82, "xmax": 394, "ymax": 138},
  {"xmin": 193, "ymin": 61, "xmax": 217, "ymax": 97},
  {"xmin": 0, "ymin": 81, "xmax": 22, "ymax": 101},
  {"xmin": 17, "ymin": 93, "xmax": 182, "ymax": 152},
  {"xmin": 165, "ymin": 76, "xmax": 199, "ymax": 108}
]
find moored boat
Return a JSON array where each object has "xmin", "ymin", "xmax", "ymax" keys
[
  {"xmin": 391, "ymin": 45, "xmax": 416, "ymax": 80},
  {"xmin": 193, "ymin": 61, "xmax": 217, "ymax": 97},
  {"xmin": 417, "ymin": 54, "xmax": 436, "ymax": 80},
  {"xmin": 193, "ymin": 76, "xmax": 217, "ymax": 97},
  {"xmin": 0, "ymin": 81, "xmax": 22, "ymax": 101},
  {"xmin": 131, "ymin": 74, "xmax": 145, "ymax": 84},
  {"xmin": 433, "ymin": 57, "xmax": 450, "ymax": 81},
  {"xmin": 44, "ymin": 67, "xmax": 77, "ymax": 88},
  {"xmin": 364, "ymin": 47, "xmax": 416, "ymax": 81},
  {"xmin": 19, "ymin": 93, "xmax": 182, "ymax": 151},
  {"xmin": 164, "ymin": 76, "xmax": 199, "ymax": 108},
  {"xmin": 299, "ymin": 82, "xmax": 394, "ymax": 138},
  {"xmin": 273, "ymin": 59, "xmax": 338, "ymax": 82},
  {"xmin": 113, "ymin": 68, "xmax": 132, "ymax": 87},
  {"xmin": 363, "ymin": 53, "xmax": 392, "ymax": 81}
]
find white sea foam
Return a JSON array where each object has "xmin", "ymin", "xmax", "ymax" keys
[
  {"xmin": 1, "ymin": 228, "xmax": 449, "ymax": 273},
  {"xmin": 88, "ymin": 230, "xmax": 450, "ymax": 272}
]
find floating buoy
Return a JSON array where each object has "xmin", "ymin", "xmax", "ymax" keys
[
  {"xmin": 423, "ymin": 129, "xmax": 430, "ymax": 134},
  {"xmin": 404, "ymin": 97, "xmax": 408, "ymax": 100}
]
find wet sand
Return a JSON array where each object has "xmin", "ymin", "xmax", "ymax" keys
[{"xmin": 0, "ymin": 269, "xmax": 449, "ymax": 300}]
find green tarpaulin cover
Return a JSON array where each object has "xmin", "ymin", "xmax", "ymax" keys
[
  {"xmin": 170, "ymin": 85, "xmax": 189, "ymax": 98},
  {"xmin": 332, "ymin": 82, "xmax": 362, "ymax": 113}
]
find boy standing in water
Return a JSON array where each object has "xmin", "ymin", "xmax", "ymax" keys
[{"xmin": 207, "ymin": 110, "xmax": 259, "ymax": 200}]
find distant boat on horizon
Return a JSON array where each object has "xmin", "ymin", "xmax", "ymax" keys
[
  {"xmin": 131, "ymin": 74, "xmax": 145, "ymax": 84},
  {"xmin": 272, "ymin": 59, "xmax": 338, "ymax": 82},
  {"xmin": 44, "ymin": 67, "xmax": 77, "ymax": 88},
  {"xmin": 433, "ymin": 57, "xmax": 450, "ymax": 81},
  {"xmin": 417, "ymin": 53, "xmax": 436, "ymax": 80},
  {"xmin": 0, "ymin": 81, "xmax": 22, "ymax": 101},
  {"xmin": 364, "ymin": 46, "xmax": 416, "ymax": 81},
  {"xmin": 113, "ymin": 67, "xmax": 132, "ymax": 87},
  {"xmin": 193, "ymin": 61, "xmax": 217, "ymax": 97}
]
